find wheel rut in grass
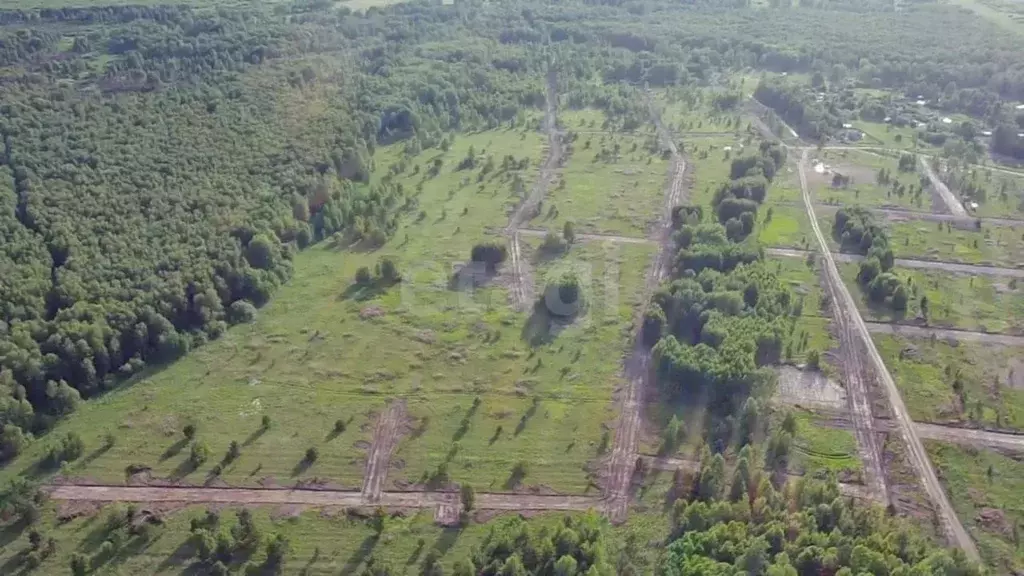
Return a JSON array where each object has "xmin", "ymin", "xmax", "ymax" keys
[{"xmin": 361, "ymin": 400, "xmax": 407, "ymax": 503}]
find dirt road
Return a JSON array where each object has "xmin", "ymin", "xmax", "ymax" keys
[
  {"xmin": 45, "ymin": 484, "xmax": 603, "ymax": 514},
  {"xmin": 361, "ymin": 400, "xmax": 406, "ymax": 503},
  {"xmin": 797, "ymin": 148, "xmax": 980, "ymax": 559},
  {"xmin": 518, "ymin": 228, "xmax": 654, "ymax": 246},
  {"xmin": 864, "ymin": 323, "xmax": 1024, "ymax": 346},
  {"xmin": 914, "ymin": 423, "xmax": 1024, "ymax": 454},
  {"xmin": 765, "ymin": 247, "xmax": 1024, "ymax": 278},
  {"xmin": 919, "ymin": 156, "xmax": 967, "ymax": 218},
  {"xmin": 602, "ymin": 92, "xmax": 687, "ymax": 523},
  {"xmin": 505, "ymin": 67, "xmax": 562, "ymax": 310}
]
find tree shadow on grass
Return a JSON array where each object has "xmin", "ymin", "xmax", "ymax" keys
[
  {"xmin": 503, "ymin": 465, "xmax": 527, "ymax": 490},
  {"xmin": 340, "ymin": 534, "xmax": 379, "ymax": 575},
  {"xmin": 242, "ymin": 427, "xmax": 267, "ymax": 448},
  {"xmin": 160, "ymin": 438, "xmax": 189, "ymax": 462},
  {"xmin": 0, "ymin": 519, "xmax": 29, "ymax": 550},
  {"xmin": 156, "ymin": 536, "xmax": 195, "ymax": 573},
  {"xmin": 520, "ymin": 307, "xmax": 555, "ymax": 348},
  {"xmin": 291, "ymin": 457, "xmax": 314, "ymax": 477},
  {"xmin": 338, "ymin": 282, "xmax": 386, "ymax": 302},
  {"xmin": 170, "ymin": 459, "xmax": 198, "ymax": 481},
  {"xmin": 433, "ymin": 525, "xmax": 463, "ymax": 556}
]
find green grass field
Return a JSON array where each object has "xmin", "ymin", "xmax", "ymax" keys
[
  {"xmin": 542, "ymin": 127, "xmax": 667, "ymax": 237},
  {"xmin": 873, "ymin": 334, "xmax": 1024, "ymax": 429},
  {"xmin": 839, "ymin": 263, "xmax": 1024, "ymax": 333},
  {"xmin": 757, "ymin": 204, "xmax": 814, "ymax": 249},
  {"xmin": 927, "ymin": 441, "xmax": 1024, "ymax": 573},
  {"xmin": 0, "ymin": 126, "xmax": 653, "ymax": 494},
  {"xmin": 955, "ymin": 168, "xmax": 1024, "ymax": 219}
]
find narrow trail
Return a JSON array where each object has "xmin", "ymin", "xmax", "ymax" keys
[
  {"xmin": 505, "ymin": 67, "xmax": 561, "ymax": 311},
  {"xmin": 797, "ymin": 148, "xmax": 980, "ymax": 559},
  {"xmin": 765, "ymin": 246, "xmax": 1024, "ymax": 278},
  {"xmin": 602, "ymin": 90, "xmax": 687, "ymax": 523},
  {"xmin": 864, "ymin": 323, "xmax": 1024, "ymax": 346},
  {"xmin": 361, "ymin": 400, "xmax": 406, "ymax": 503}
]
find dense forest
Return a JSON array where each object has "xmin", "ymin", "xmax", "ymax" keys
[{"xmin": 0, "ymin": 0, "xmax": 1022, "ymax": 461}]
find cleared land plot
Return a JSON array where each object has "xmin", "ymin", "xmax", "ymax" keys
[
  {"xmin": 561, "ymin": 108, "xmax": 654, "ymax": 136},
  {"xmin": 950, "ymin": 166, "xmax": 1024, "ymax": 220},
  {"xmin": 873, "ymin": 334, "xmax": 1024, "ymax": 430},
  {"xmin": 541, "ymin": 129, "xmax": 667, "ymax": 237},
  {"xmin": 766, "ymin": 256, "xmax": 838, "ymax": 360},
  {"xmin": 927, "ymin": 441, "xmax": 1024, "ymax": 574},
  {"xmin": 839, "ymin": 263, "xmax": 1024, "ymax": 333},
  {"xmin": 887, "ymin": 220, "xmax": 1024, "ymax": 267},
  {"xmin": 391, "ymin": 238, "xmax": 655, "ymax": 493},
  {"xmin": 808, "ymin": 149, "xmax": 930, "ymax": 211},
  {"xmin": 757, "ymin": 204, "xmax": 814, "ymax": 249},
  {"xmin": 851, "ymin": 120, "xmax": 931, "ymax": 151},
  {"xmin": 0, "ymin": 128, "xmax": 557, "ymax": 489}
]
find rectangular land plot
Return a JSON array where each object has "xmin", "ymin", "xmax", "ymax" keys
[
  {"xmin": 887, "ymin": 220, "xmax": 1024, "ymax": 267},
  {"xmin": 873, "ymin": 334, "xmax": 1024, "ymax": 430},
  {"xmin": 807, "ymin": 149, "xmax": 931, "ymax": 211},
  {"xmin": 390, "ymin": 239, "xmax": 655, "ymax": 493},
  {"xmin": 839, "ymin": 263, "xmax": 1024, "ymax": 333},
  {"xmin": 541, "ymin": 130, "xmax": 667, "ymax": 237}
]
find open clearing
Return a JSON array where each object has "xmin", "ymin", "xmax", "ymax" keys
[
  {"xmin": 808, "ymin": 149, "xmax": 934, "ymax": 211},
  {"xmin": 872, "ymin": 334, "xmax": 1024, "ymax": 430}
]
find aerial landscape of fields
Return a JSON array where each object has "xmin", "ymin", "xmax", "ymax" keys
[{"xmin": 1, "ymin": 0, "xmax": 1024, "ymax": 574}]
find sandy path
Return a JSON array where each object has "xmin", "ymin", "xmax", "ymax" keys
[
  {"xmin": 602, "ymin": 91, "xmax": 687, "ymax": 523},
  {"xmin": 361, "ymin": 400, "xmax": 406, "ymax": 503},
  {"xmin": 518, "ymin": 228, "xmax": 654, "ymax": 245},
  {"xmin": 765, "ymin": 247, "xmax": 1024, "ymax": 278},
  {"xmin": 505, "ymin": 68, "xmax": 561, "ymax": 310},
  {"xmin": 797, "ymin": 148, "xmax": 980, "ymax": 559}
]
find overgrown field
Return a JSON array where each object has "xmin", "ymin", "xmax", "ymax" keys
[
  {"xmin": 873, "ymin": 334, "xmax": 1024, "ymax": 429},
  {"xmin": 927, "ymin": 441, "xmax": 1024, "ymax": 573},
  {"xmin": 840, "ymin": 263, "xmax": 1024, "ymax": 333}
]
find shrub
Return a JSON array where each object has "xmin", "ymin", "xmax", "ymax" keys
[
  {"xmin": 189, "ymin": 441, "xmax": 210, "ymax": 468},
  {"xmin": 355, "ymin": 266, "xmax": 372, "ymax": 285},
  {"xmin": 334, "ymin": 419, "xmax": 346, "ymax": 434},
  {"xmin": 226, "ymin": 441, "xmax": 240, "ymax": 463},
  {"xmin": 261, "ymin": 415, "xmax": 272, "ymax": 429},
  {"xmin": 470, "ymin": 242, "xmax": 509, "ymax": 271},
  {"xmin": 228, "ymin": 300, "xmax": 258, "ymax": 324},
  {"xmin": 183, "ymin": 424, "xmax": 197, "ymax": 439},
  {"xmin": 305, "ymin": 447, "xmax": 319, "ymax": 463}
]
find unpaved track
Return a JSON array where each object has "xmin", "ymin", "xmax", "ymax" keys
[
  {"xmin": 518, "ymin": 228, "xmax": 654, "ymax": 246},
  {"xmin": 864, "ymin": 323, "xmax": 1024, "ymax": 346},
  {"xmin": 919, "ymin": 156, "xmax": 968, "ymax": 218},
  {"xmin": 506, "ymin": 67, "xmax": 561, "ymax": 311},
  {"xmin": 361, "ymin": 400, "xmax": 406, "ymax": 503},
  {"xmin": 914, "ymin": 423, "xmax": 1024, "ymax": 453},
  {"xmin": 765, "ymin": 247, "xmax": 1024, "ymax": 278},
  {"xmin": 603, "ymin": 91, "xmax": 687, "ymax": 523},
  {"xmin": 797, "ymin": 148, "xmax": 980, "ymax": 559},
  {"xmin": 45, "ymin": 485, "xmax": 602, "ymax": 513}
]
